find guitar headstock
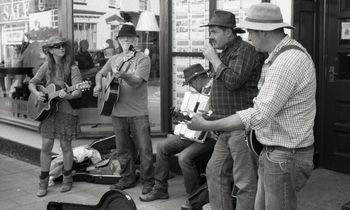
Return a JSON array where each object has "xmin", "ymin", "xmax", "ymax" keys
[{"xmin": 73, "ymin": 81, "xmax": 91, "ymax": 92}]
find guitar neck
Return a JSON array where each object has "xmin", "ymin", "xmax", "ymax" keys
[
  {"xmin": 106, "ymin": 53, "xmax": 135, "ymax": 87},
  {"xmin": 49, "ymin": 85, "xmax": 76, "ymax": 99}
]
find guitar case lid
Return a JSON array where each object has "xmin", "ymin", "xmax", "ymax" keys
[{"xmin": 47, "ymin": 189, "xmax": 137, "ymax": 210}]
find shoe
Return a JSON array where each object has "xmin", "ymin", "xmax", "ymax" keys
[
  {"xmin": 36, "ymin": 177, "xmax": 49, "ymax": 197},
  {"xmin": 139, "ymin": 181, "xmax": 169, "ymax": 202},
  {"xmin": 181, "ymin": 200, "xmax": 202, "ymax": 210},
  {"xmin": 110, "ymin": 178, "xmax": 137, "ymax": 190},
  {"xmin": 60, "ymin": 174, "xmax": 73, "ymax": 193},
  {"xmin": 142, "ymin": 181, "xmax": 154, "ymax": 194}
]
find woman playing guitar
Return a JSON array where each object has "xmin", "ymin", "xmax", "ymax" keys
[{"xmin": 28, "ymin": 36, "xmax": 83, "ymax": 197}]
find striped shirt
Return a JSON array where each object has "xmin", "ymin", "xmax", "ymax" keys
[
  {"xmin": 209, "ymin": 36, "xmax": 264, "ymax": 120},
  {"xmin": 237, "ymin": 36, "xmax": 316, "ymax": 148}
]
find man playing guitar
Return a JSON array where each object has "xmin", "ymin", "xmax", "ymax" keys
[{"xmin": 93, "ymin": 23, "xmax": 155, "ymax": 195}]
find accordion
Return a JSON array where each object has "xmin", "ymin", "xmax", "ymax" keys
[{"xmin": 173, "ymin": 91, "xmax": 211, "ymax": 143}]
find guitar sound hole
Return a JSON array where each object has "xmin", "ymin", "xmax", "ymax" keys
[{"xmin": 44, "ymin": 94, "xmax": 49, "ymax": 103}]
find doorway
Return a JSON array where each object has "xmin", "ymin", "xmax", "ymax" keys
[{"xmin": 322, "ymin": 0, "xmax": 350, "ymax": 174}]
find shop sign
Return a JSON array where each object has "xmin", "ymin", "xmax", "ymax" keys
[
  {"xmin": 0, "ymin": 0, "xmax": 30, "ymax": 22},
  {"xmin": 1, "ymin": 29, "xmax": 24, "ymax": 44},
  {"xmin": 341, "ymin": 21, "xmax": 350, "ymax": 40}
]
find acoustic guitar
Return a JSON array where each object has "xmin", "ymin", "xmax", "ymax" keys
[
  {"xmin": 246, "ymin": 130, "xmax": 264, "ymax": 156},
  {"xmin": 98, "ymin": 48, "xmax": 136, "ymax": 116},
  {"xmin": 27, "ymin": 81, "xmax": 91, "ymax": 121}
]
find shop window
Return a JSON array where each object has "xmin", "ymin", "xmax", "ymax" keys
[
  {"xmin": 216, "ymin": 0, "xmax": 262, "ymax": 41},
  {"xmin": 72, "ymin": 0, "xmax": 161, "ymax": 132},
  {"xmin": 0, "ymin": 0, "xmax": 59, "ymax": 119},
  {"xmin": 139, "ymin": 0, "xmax": 147, "ymax": 11}
]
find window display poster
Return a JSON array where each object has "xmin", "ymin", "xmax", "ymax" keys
[
  {"xmin": 190, "ymin": 13, "xmax": 206, "ymax": 39},
  {"xmin": 174, "ymin": 40, "xmax": 190, "ymax": 52},
  {"xmin": 341, "ymin": 22, "xmax": 350, "ymax": 40},
  {"xmin": 172, "ymin": 57, "xmax": 191, "ymax": 108},
  {"xmin": 174, "ymin": 13, "xmax": 190, "ymax": 40},
  {"xmin": 217, "ymin": 0, "xmax": 240, "ymax": 11},
  {"xmin": 175, "ymin": 0, "xmax": 189, "ymax": 12},
  {"xmin": 190, "ymin": 0, "xmax": 205, "ymax": 12},
  {"xmin": 172, "ymin": 0, "xmax": 208, "ymax": 52}
]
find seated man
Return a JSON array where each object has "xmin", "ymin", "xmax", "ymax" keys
[
  {"xmin": 76, "ymin": 40, "xmax": 94, "ymax": 71},
  {"xmin": 139, "ymin": 64, "xmax": 215, "ymax": 210}
]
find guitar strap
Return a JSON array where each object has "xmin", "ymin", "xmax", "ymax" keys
[
  {"xmin": 248, "ymin": 44, "xmax": 307, "ymax": 154},
  {"xmin": 120, "ymin": 52, "xmax": 137, "ymax": 73}
]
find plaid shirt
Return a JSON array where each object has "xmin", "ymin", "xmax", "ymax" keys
[
  {"xmin": 237, "ymin": 36, "xmax": 316, "ymax": 148},
  {"xmin": 209, "ymin": 36, "xmax": 264, "ymax": 120}
]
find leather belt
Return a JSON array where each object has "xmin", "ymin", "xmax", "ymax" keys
[{"xmin": 265, "ymin": 145, "xmax": 314, "ymax": 154}]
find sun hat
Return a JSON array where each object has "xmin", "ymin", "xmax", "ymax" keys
[
  {"xmin": 41, "ymin": 36, "xmax": 67, "ymax": 54},
  {"xmin": 240, "ymin": 3, "xmax": 294, "ymax": 31},
  {"xmin": 117, "ymin": 23, "xmax": 139, "ymax": 38},
  {"xmin": 43, "ymin": 36, "xmax": 67, "ymax": 48},
  {"xmin": 201, "ymin": 10, "xmax": 245, "ymax": 33},
  {"xmin": 183, "ymin": 64, "xmax": 208, "ymax": 85}
]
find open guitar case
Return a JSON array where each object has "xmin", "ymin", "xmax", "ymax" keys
[
  {"xmin": 47, "ymin": 189, "xmax": 137, "ymax": 210},
  {"xmin": 53, "ymin": 135, "xmax": 125, "ymax": 185}
]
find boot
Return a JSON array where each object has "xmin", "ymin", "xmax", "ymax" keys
[
  {"xmin": 139, "ymin": 180, "xmax": 169, "ymax": 202},
  {"xmin": 36, "ymin": 177, "xmax": 49, "ymax": 197},
  {"xmin": 60, "ymin": 174, "xmax": 73, "ymax": 193}
]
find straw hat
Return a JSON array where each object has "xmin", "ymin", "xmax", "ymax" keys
[
  {"xmin": 240, "ymin": 3, "xmax": 294, "ymax": 31},
  {"xmin": 42, "ymin": 36, "xmax": 67, "ymax": 54},
  {"xmin": 201, "ymin": 10, "xmax": 245, "ymax": 33},
  {"xmin": 43, "ymin": 36, "xmax": 67, "ymax": 48}
]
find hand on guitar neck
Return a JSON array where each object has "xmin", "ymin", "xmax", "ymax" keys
[
  {"xmin": 27, "ymin": 81, "xmax": 91, "ymax": 121},
  {"xmin": 170, "ymin": 107, "xmax": 212, "ymax": 124},
  {"xmin": 95, "ymin": 45, "xmax": 137, "ymax": 116},
  {"xmin": 93, "ymin": 46, "xmax": 136, "ymax": 98}
]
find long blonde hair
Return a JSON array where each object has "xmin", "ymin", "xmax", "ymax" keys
[{"xmin": 46, "ymin": 42, "xmax": 73, "ymax": 84}]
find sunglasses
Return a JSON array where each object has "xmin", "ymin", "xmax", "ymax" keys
[{"xmin": 51, "ymin": 43, "xmax": 65, "ymax": 49}]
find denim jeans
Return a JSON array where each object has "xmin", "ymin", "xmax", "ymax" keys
[
  {"xmin": 206, "ymin": 130, "xmax": 258, "ymax": 210},
  {"xmin": 154, "ymin": 134, "xmax": 215, "ymax": 195},
  {"xmin": 111, "ymin": 116, "xmax": 154, "ymax": 184},
  {"xmin": 255, "ymin": 145, "xmax": 314, "ymax": 210}
]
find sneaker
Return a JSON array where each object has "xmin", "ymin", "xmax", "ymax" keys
[
  {"xmin": 142, "ymin": 181, "xmax": 154, "ymax": 195},
  {"xmin": 181, "ymin": 199, "xmax": 202, "ymax": 210},
  {"xmin": 110, "ymin": 179, "xmax": 137, "ymax": 190},
  {"xmin": 139, "ymin": 182, "xmax": 169, "ymax": 202}
]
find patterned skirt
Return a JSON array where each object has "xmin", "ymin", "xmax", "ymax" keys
[{"xmin": 39, "ymin": 111, "xmax": 81, "ymax": 141}]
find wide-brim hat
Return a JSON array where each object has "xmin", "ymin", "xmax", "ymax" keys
[
  {"xmin": 42, "ymin": 36, "xmax": 67, "ymax": 54},
  {"xmin": 117, "ymin": 23, "xmax": 139, "ymax": 38},
  {"xmin": 240, "ymin": 3, "xmax": 294, "ymax": 31},
  {"xmin": 43, "ymin": 36, "xmax": 67, "ymax": 48},
  {"xmin": 201, "ymin": 10, "xmax": 245, "ymax": 34},
  {"xmin": 183, "ymin": 64, "xmax": 207, "ymax": 85}
]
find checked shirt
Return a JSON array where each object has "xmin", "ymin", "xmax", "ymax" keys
[
  {"xmin": 209, "ymin": 36, "xmax": 264, "ymax": 120},
  {"xmin": 237, "ymin": 36, "xmax": 316, "ymax": 148}
]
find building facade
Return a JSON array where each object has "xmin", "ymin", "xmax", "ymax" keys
[{"xmin": 0, "ymin": 0, "xmax": 349, "ymax": 174}]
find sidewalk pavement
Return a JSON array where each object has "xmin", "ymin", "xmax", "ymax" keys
[
  {"xmin": 1, "ymin": 121, "xmax": 350, "ymax": 210},
  {"xmin": 1, "ymin": 153, "xmax": 350, "ymax": 210}
]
